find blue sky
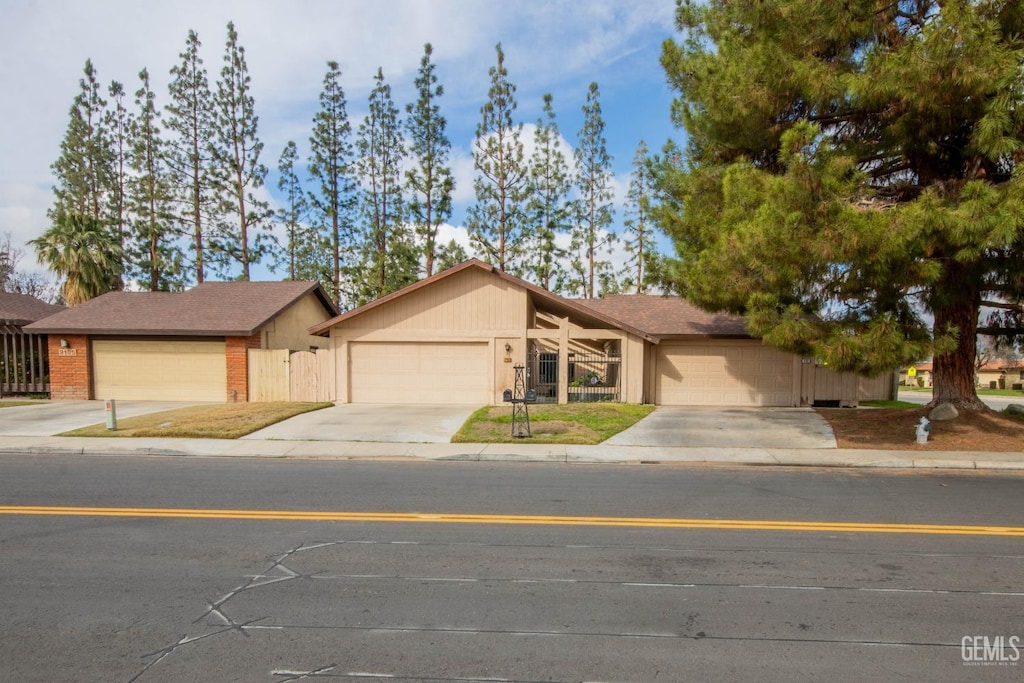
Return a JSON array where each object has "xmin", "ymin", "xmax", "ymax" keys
[{"xmin": 0, "ymin": 0, "xmax": 683, "ymax": 284}]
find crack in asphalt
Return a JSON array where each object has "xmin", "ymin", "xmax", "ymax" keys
[{"xmin": 128, "ymin": 541, "xmax": 346, "ymax": 683}]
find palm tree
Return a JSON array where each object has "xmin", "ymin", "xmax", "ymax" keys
[{"xmin": 30, "ymin": 212, "xmax": 123, "ymax": 305}]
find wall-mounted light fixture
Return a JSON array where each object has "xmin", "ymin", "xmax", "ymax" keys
[
  {"xmin": 59, "ymin": 338, "xmax": 69, "ymax": 348},
  {"xmin": 504, "ymin": 343, "xmax": 512, "ymax": 354}
]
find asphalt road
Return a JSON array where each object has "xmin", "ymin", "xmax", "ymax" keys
[
  {"xmin": 897, "ymin": 389, "xmax": 1023, "ymax": 411},
  {"xmin": 1, "ymin": 457, "xmax": 1022, "ymax": 682}
]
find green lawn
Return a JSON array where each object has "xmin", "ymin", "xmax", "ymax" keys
[
  {"xmin": 60, "ymin": 402, "xmax": 333, "ymax": 439},
  {"xmin": 0, "ymin": 400, "xmax": 48, "ymax": 408},
  {"xmin": 901, "ymin": 386, "xmax": 1024, "ymax": 397},
  {"xmin": 860, "ymin": 399, "xmax": 919, "ymax": 408},
  {"xmin": 452, "ymin": 403, "xmax": 656, "ymax": 445}
]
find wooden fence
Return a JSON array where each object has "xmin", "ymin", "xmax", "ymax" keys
[
  {"xmin": 0, "ymin": 326, "xmax": 49, "ymax": 395},
  {"xmin": 248, "ymin": 349, "xmax": 334, "ymax": 402}
]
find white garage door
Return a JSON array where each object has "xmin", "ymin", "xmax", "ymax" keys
[
  {"xmin": 656, "ymin": 342, "xmax": 795, "ymax": 406},
  {"xmin": 92, "ymin": 340, "xmax": 226, "ymax": 401},
  {"xmin": 350, "ymin": 342, "xmax": 490, "ymax": 404}
]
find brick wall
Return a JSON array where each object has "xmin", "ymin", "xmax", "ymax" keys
[
  {"xmin": 48, "ymin": 334, "xmax": 91, "ymax": 400},
  {"xmin": 225, "ymin": 334, "xmax": 261, "ymax": 402}
]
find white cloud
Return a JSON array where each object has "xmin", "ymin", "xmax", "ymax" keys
[{"xmin": 0, "ymin": 0, "xmax": 677, "ymax": 285}]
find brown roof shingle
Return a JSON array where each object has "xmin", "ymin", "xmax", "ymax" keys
[
  {"xmin": 0, "ymin": 293, "xmax": 65, "ymax": 325},
  {"xmin": 24, "ymin": 281, "xmax": 338, "ymax": 336},
  {"xmin": 576, "ymin": 294, "xmax": 751, "ymax": 338}
]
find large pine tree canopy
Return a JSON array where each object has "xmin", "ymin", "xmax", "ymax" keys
[{"xmin": 656, "ymin": 0, "xmax": 1024, "ymax": 407}]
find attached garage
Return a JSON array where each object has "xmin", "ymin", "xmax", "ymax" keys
[
  {"xmin": 28, "ymin": 281, "xmax": 339, "ymax": 402},
  {"xmin": 349, "ymin": 341, "xmax": 490, "ymax": 404},
  {"xmin": 655, "ymin": 341, "xmax": 797, "ymax": 406},
  {"xmin": 93, "ymin": 340, "xmax": 226, "ymax": 401}
]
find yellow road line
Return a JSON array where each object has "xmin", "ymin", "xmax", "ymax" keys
[{"xmin": 0, "ymin": 506, "xmax": 1021, "ymax": 536}]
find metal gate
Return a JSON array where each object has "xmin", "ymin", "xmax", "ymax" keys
[{"xmin": 527, "ymin": 347, "xmax": 622, "ymax": 403}]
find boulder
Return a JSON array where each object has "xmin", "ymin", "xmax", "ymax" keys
[
  {"xmin": 928, "ymin": 403, "xmax": 959, "ymax": 421},
  {"xmin": 1005, "ymin": 404, "xmax": 1024, "ymax": 417}
]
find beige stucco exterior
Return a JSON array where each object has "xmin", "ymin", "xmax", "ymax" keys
[{"xmin": 262, "ymin": 293, "xmax": 332, "ymax": 351}]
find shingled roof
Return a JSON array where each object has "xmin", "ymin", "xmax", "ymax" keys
[
  {"xmin": 0, "ymin": 293, "xmax": 65, "ymax": 325},
  {"xmin": 576, "ymin": 294, "xmax": 751, "ymax": 338},
  {"xmin": 24, "ymin": 281, "xmax": 338, "ymax": 336}
]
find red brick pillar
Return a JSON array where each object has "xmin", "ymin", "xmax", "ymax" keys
[
  {"xmin": 225, "ymin": 334, "xmax": 261, "ymax": 402},
  {"xmin": 48, "ymin": 334, "xmax": 91, "ymax": 400}
]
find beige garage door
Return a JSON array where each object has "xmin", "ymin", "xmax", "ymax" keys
[
  {"xmin": 92, "ymin": 340, "xmax": 226, "ymax": 401},
  {"xmin": 349, "ymin": 342, "xmax": 490, "ymax": 404},
  {"xmin": 656, "ymin": 342, "xmax": 795, "ymax": 406}
]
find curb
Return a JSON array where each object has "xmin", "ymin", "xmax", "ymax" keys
[{"xmin": 1, "ymin": 443, "xmax": 1022, "ymax": 471}]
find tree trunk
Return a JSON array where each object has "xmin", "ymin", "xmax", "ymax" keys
[{"xmin": 930, "ymin": 267, "xmax": 987, "ymax": 410}]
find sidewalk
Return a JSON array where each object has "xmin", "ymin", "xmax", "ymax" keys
[{"xmin": 0, "ymin": 435, "xmax": 1022, "ymax": 470}]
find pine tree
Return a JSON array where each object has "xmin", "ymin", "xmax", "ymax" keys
[
  {"xmin": 620, "ymin": 139, "xmax": 659, "ymax": 294},
  {"xmin": 308, "ymin": 61, "xmax": 356, "ymax": 304},
  {"xmin": 165, "ymin": 29, "xmax": 216, "ymax": 284},
  {"xmin": 277, "ymin": 141, "xmax": 324, "ymax": 283},
  {"xmin": 467, "ymin": 43, "xmax": 529, "ymax": 274},
  {"xmin": 353, "ymin": 68, "xmax": 415, "ymax": 304},
  {"xmin": 526, "ymin": 93, "xmax": 571, "ymax": 291},
  {"xmin": 128, "ymin": 68, "xmax": 182, "ymax": 291},
  {"xmin": 569, "ymin": 82, "xmax": 616, "ymax": 299},
  {"xmin": 405, "ymin": 43, "xmax": 455, "ymax": 278},
  {"xmin": 50, "ymin": 59, "xmax": 111, "ymax": 223},
  {"xmin": 657, "ymin": 0, "xmax": 1024, "ymax": 408},
  {"xmin": 210, "ymin": 21, "xmax": 272, "ymax": 280},
  {"xmin": 104, "ymin": 80, "xmax": 131, "ymax": 289},
  {"xmin": 435, "ymin": 239, "xmax": 469, "ymax": 273}
]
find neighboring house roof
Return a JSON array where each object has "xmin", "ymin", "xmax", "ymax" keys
[
  {"xmin": 577, "ymin": 294, "xmax": 750, "ymax": 339},
  {"xmin": 309, "ymin": 259, "xmax": 657, "ymax": 342},
  {"xmin": 0, "ymin": 292, "xmax": 65, "ymax": 326},
  {"xmin": 914, "ymin": 362, "xmax": 933, "ymax": 372},
  {"xmin": 25, "ymin": 281, "xmax": 339, "ymax": 336}
]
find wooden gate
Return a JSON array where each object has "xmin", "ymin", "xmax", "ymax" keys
[
  {"xmin": 289, "ymin": 350, "xmax": 334, "ymax": 402},
  {"xmin": 248, "ymin": 349, "xmax": 334, "ymax": 402}
]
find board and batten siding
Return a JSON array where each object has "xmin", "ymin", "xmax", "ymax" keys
[
  {"xmin": 331, "ymin": 267, "xmax": 528, "ymax": 334},
  {"xmin": 330, "ymin": 268, "xmax": 529, "ymax": 404}
]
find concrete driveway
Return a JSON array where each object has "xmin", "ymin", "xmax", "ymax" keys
[
  {"xmin": 605, "ymin": 406, "xmax": 838, "ymax": 449},
  {"xmin": 0, "ymin": 400, "xmax": 211, "ymax": 436},
  {"xmin": 243, "ymin": 403, "xmax": 481, "ymax": 443}
]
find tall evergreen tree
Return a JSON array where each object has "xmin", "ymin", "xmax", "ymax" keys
[
  {"xmin": 128, "ymin": 68, "xmax": 182, "ymax": 291},
  {"xmin": 210, "ymin": 21, "xmax": 272, "ymax": 280},
  {"xmin": 50, "ymin": 59, "xmax": 111, "ymax": 223},
  {"xmin": 656, "ymin": 0, "xmax": 1024, "ymax": 408},
  {"xmin": 526, "ymin": 93, "xmax": 571, "ymax": 291},
  {"xmin": 277, "ymin": 140, "xmax": 323, "ymax": 283},
  {"xmin": 308, "ymin": 61, "xmax": 356, "ymax": 304},
  {"xmin": 353, "ymin": 68, "xmax": 414, "ymax": 304},
  {"xmin": 467, "ymin": 43, "xmax": 529, "ymax": 274},
  {"xmin": 165, "ymin": 29, "xmax": 216, "ymax": 284},
  {"xmin": 405, "ymin": 43, "xmax": 455, "ymax": 278},
  {"xmin": 104, "ymin": 79, "xmax": 130, "ymax": 289},
  {"xmin": 570, "ymin": 81, "xmax": 616, "ymax": 298},
  {"xmin": 620, "ymin": 139, "xmax": 659, "ymax": 294}
]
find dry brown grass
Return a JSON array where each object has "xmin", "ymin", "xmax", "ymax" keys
[
  {"xmin": 60, "ymin": 402, "xmax": 333, "ymax": 439},
  {"xmin": 817, "ymin": 407, "xmax": 1024, "ymax": 452}
]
